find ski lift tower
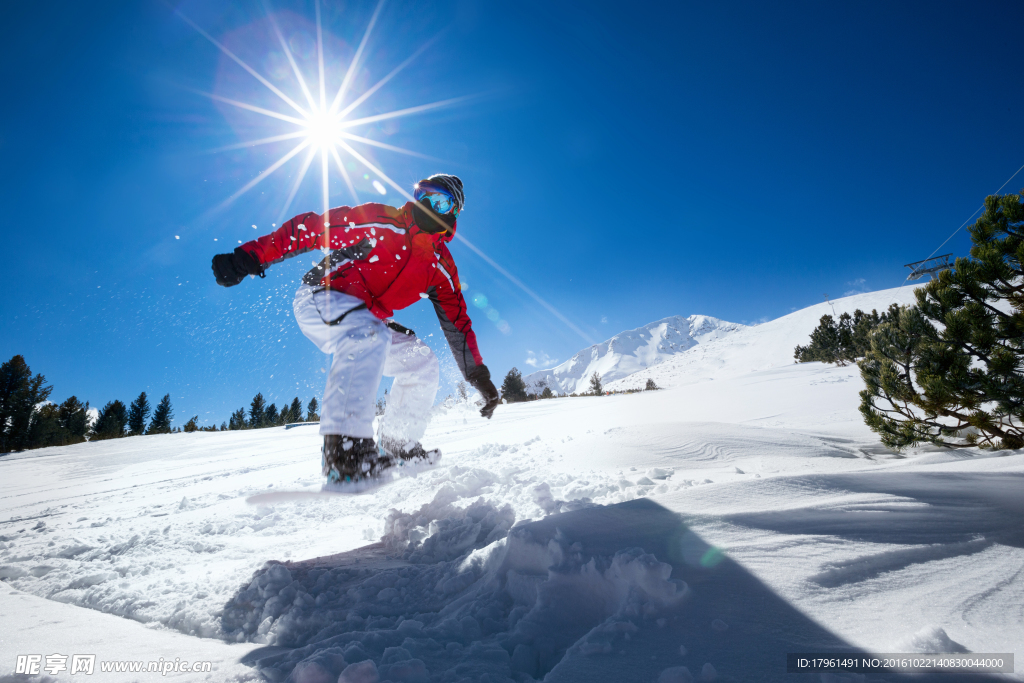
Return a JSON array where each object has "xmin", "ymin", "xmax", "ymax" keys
[{"xmin": 904, "ymin": 253, "xmax": 953, "ymax": 281}]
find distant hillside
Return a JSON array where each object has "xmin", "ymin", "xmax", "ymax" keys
[
  {"xmin": 604, "ymin": 286, "xmax": 921, "ymax": 391},
  {"xmin": 523, "ymin": 315, "xmax": 745, "ymax": 394}
]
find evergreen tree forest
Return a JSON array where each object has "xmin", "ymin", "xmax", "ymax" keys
[
  {"xmin": 794, "ymin": 307, "xmax": 899, "ymax": 365},
  {"xmin": 0, "ymin": 354, "xmax": 321, "ymax": 452},
  {"xmin": 224, "ymin": 394, "xmax": 316, "ymax": 430}
]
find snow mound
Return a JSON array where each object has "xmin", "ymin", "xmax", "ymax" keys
[
  {"xmin": 524, "ymin": 315, "xmax": 744, "ymax": 394},
  {"xmin": 230, "ymin": 498, "xmax": 691, "ymax": 682}
]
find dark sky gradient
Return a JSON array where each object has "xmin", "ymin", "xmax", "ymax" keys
[{"xmin": 2, "ymin": 0, "xmax": 1022, "ymax": 427}]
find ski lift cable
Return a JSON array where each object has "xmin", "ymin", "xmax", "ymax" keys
[
  {"xmin": 920, "ymin": 160, "xmax": 1024, "ymax": 266},
  {"xmin": 889, "ymin": 160, "xmax": 1024, "ymax": 303}
]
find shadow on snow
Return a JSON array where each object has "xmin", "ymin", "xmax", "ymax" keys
[{"xmin": 222, "ymin": 495, "xmax": 1008, "ymax": 683}]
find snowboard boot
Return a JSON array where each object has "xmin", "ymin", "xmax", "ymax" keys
[
  {"xmin": 321, "ymin": 435, "xmax": 380, "ymax": 484},
  {"xmin": 378, "ymin": 436, "xmax": 442, "ymax": 473}
]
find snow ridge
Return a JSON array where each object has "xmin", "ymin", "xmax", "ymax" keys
[
  {"xmin": 606, "ymin": 288, "xmax": 925, "ymax": 392},
  {"xmin": 523, "ymin": 315, "xmax": 745, "ymax": 394}
]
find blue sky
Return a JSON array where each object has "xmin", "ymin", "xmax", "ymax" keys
[{"xmin": 2, "ymin": 0, "xmax": 1022, "ymax": 427}]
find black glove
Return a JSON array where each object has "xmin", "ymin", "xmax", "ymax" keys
[
  {"xmin": 211, "ymin": 248, "xmax": 263, "ymax": 287},
  {"xmin": 468, "ymin": 364, "xmax": 500, "ymax": 419}
]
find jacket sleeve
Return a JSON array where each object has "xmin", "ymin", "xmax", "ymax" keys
[
  {"xmin": 428, "ymin": 247, "xmax": 483, "ymax": 379},
  {"xmin": 240, "ymin": 204, "xmax": 387, "ymax": 267}
]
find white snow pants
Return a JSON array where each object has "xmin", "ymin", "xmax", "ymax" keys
[{"xmin": 293, "ymin": 285, "xmax": 439, "ymax": 442}]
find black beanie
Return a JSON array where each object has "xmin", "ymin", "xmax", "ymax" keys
[{"xmin": 417, "ymin": 174, "xmax": 465, "ymax": 213}]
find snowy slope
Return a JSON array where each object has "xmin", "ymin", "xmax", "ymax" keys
[
  {"xmin": 607, "ymin": 286, "xmax": 917, "ymax": 391},
  {"xmin": 2, "ymin": 284, "xmax": 1022, "ymax": 683},
  {"xmin": 523, "ymin": 315, "xmax": 745, "ymax": 394}
]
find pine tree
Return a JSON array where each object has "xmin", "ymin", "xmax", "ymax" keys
[
  {"xmin": 307, "ymin": 397, "xmax": 319, "ymax": 422},
  {"xmin": 127, "ymin": 392, "xmax": 150, "ymax": 436},
  {"xmin": 289, "ymin": 397, "xmax": 303, "ymax": 423},
  {"xmin": 58, "ymin": 397, "xmax": 89, "ymax": 444},
  {"xmin": 645, "ymin": 378, "xmax": 659, "ymax": 390},
  {"xmin": 228, "ymin": 408, "xmax": 247, "ymax": 430},
  {"xmin": 249, "ymin": 393, "xmax": 267, "ymax": 428},
  {"xmin": 794, "ymin": 314, "xmax": 844, "ymax": 364},
  {"xmin": 540, "ymin": 386, "xmax": 553, "ymax": 399},
  {"xmin": 93, "ymin": 400, "xmax": 128, "ymax": 440},
  {"xmin": 860, "ymin": 191, "xmax": 1024, "ymax": 450},
  {"xmin": 851, "ymin": 309, "xmax": 888, "ymax": 358},
  {"xmin": 27, "ymin": 403, "xmax": 61, "ymax": 448},
  {"xmin": 148, "ymin": 394, "xmax": 174, "ymax": 434},
  {"xmin": 265, "ymin": 403, "xmax": 279, "ymax": 426},
  {"xmin": 183, "ymin": 416, "xmax": 199, "ymax": 432},
  {"xmin": 500, "ymin": 367, "xmax": 528, "ymax": 403},
  {"xmin": 0, "ymin": 355, "xmax": 52, "ymax": 452},
  {"xmin": 588, "ymin": 372, "xmax": 603, "ymax": 396}
]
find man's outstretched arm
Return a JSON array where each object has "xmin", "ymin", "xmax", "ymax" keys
[
  {"xmin": 242, "ymin": 205, "xmax": 394, "ymax": 267},
  {"xmin": 211, "ymin": 204, "xmax": 398, "ymax": 285}
]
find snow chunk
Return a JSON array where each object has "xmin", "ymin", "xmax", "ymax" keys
[
  {"xmin": 338, "ymin": 659, "xmax": 379, "ymax": 683},
  {"xmin": 658, "ymin": 666, "xmax": 694, "ymax": 683},
  {"xmin": 898, "ymin": 625, "xmax": 969, "ymax": 653},
  {"xmin": 0, "ymin": 565, "xmax": 28, "ymax": 580},
  {"xmin": 68, "ymin": 571, "xmax": 117, "ymax": 589}
]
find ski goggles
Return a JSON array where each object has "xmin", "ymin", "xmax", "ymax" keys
[{"xmin": 414, "ymin": 184, "xmax": 460, "ymax": 217}]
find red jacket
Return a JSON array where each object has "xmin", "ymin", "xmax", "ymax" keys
[{"xmin": 240, "ymin": 202, "xmax": 484, "ymax": 378}]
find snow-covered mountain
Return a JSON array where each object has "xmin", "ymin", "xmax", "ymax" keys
[
  {"xmin": 523, "ymin": 314, "xmax": 745, "ymax": 394},
  {"xmin": 605, "ymin": 287, "xmax": 917, "ymax": 391}
]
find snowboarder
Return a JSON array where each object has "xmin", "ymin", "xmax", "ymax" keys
[{"xmin": 211, "ymin": 174, "xmax": 500, "ymax": 486}]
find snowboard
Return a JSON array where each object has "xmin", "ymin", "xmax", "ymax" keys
[
  {"xmin": 246, "ymin": 487, "xmax": 380, "ymax": 505},
  {"xmin": 245, "ymin": 450, "xmax": 440, "ymax": 505},
  {"xmin": 245, "ymin": 476, "xmax": 399, "ymax": 504}
]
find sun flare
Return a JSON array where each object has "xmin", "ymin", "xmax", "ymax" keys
[
  {"xmin": 176, "ymin": 0, "xmax": 459, "ymax": 223},
  {"xmin": 176, "ymin": 0, "xmax": 595, "ymax": 344},
  {"xmin": 304, "ymin": 110, "xmax": 339, "ymax": 149}
]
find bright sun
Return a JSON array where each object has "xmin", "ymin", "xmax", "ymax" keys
[
  {"xmin": 305, "ymin": 110, "xmax": 338, "ymax": 149},
  {"xmin": 175, "ymin": 0, "xmax": 464, "ymax": 223},
  {"xmin": 174, "ymin": 0, "xmax": 595, "ymax": 345}
]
